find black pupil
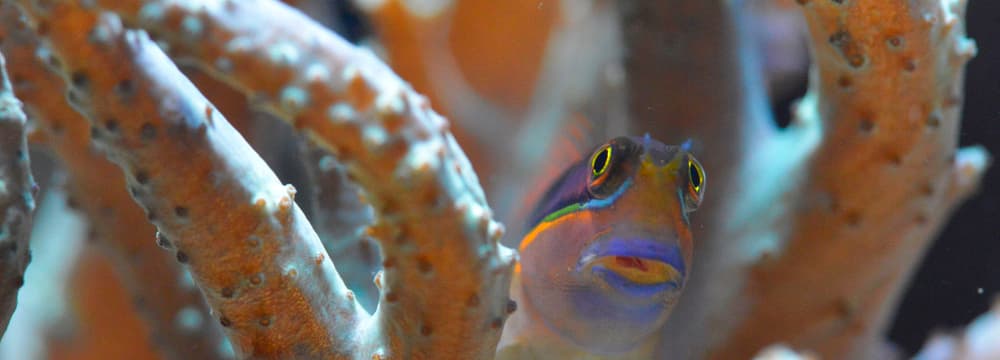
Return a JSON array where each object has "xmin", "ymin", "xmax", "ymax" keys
[
  {"xmin": 594, "ymin": 148, "xmax": 609, "ymax": 174},
  {"xmin": 689, "ymin": 163, "xmax": 701, "ymax": 188}
]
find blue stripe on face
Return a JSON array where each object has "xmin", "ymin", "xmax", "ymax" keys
[{"xmin": 581, "ymin": 179, "xmax": 633, "ymax": 211}]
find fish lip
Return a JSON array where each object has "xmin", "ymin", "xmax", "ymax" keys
[
  {"xmin": 578, "ymin": 237, "xmax": 686, "ymax": 296},
  {"xmin": 589, "ymin": 266, "xmax": 681, "ymax": 297}
]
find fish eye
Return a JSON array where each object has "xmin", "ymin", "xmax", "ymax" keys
[
  {"xmin": 688, "ymin": 159, "xmax": 703, "ymax": 193},
  {"xmin": 592, "ymin": 145, "xmax": 612, "ymax": 177},
  {"xmin": 685, "ymin": 156, "xmax": 705, "ymax": 212}
]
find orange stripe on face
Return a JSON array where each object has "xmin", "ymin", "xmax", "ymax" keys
[{"xmin": 519, "ymin": 209, "xmax": 595, "ymax": 252}]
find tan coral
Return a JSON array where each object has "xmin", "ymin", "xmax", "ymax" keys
[
  {"xmin": 0, "ymin": 7, "xmax": 228, "ymax": 358},
  {"xmin": 652, "ymin": 0, "xmax": 988, "ymax": 358},
  {"xmin": 11, "ymin": 0, "xmax": 515, "ymax": 358},
  {"xmin": 717, "ymin": 1, "xmax": 983, "ymax": 357},
  {"xmin": 12, "ymin": 2, "xmax": 365, "ymax": 357}
]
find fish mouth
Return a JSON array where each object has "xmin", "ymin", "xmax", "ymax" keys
[
  {"xmin": 589, "ymin": 256, "xmax": 679, "ymax": 285},
  {"xmin": 579, "ymin": 237, "xmax": 686, "ymax": 296}
]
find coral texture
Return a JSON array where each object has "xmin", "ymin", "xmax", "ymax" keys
[
  {"xmin": 6, "ymin": 0, "xmax": 514, "ymax": 358},
  {"xmin": 670, "ymin": 1, "xmax": 986, "ymax": 357},
  {"xmin": 0, "ymin": 6, "xmax": 226, "ymax": 357}
]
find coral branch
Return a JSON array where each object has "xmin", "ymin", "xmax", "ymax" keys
[
  {"xmin": 0, "ymin": 46, "xmax": 36, "ymax": 338},
  {"xmin": 11, "ymin": 2, "xmax": 365, "ymax": 357},
  {"xmin": 97, "ymin": 0, "xmax": 515, "ymax": 357},
  {"xmin": 0, "ymin": 6, "xmax": 227, "ymax": 358},
  {"xmin": 710, "ymin": 0, "xmax": 986, "ymax": 357}
]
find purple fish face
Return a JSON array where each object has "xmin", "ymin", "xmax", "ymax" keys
[{"xmin": 517, "ymin": 136, "xmax": 704, "ymax": 354}]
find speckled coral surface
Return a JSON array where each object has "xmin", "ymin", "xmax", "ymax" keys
[
  {"xmin": 96, "ymin": 0, "xmax": 517, "ymax": 358},
  {"xmin": 0, "ymin": 5, "xmax": 228, "ymax": 358},
  {"xmin": 12, "ymin": 2, "xmax": 364, "ymax": 357}
]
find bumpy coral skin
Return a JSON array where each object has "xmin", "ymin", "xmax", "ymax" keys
[
  {"xmin": 12, "ymin": 2, "xmax": 365, "ymax": 357},
  {"xmin": 92, "ymin": 0, "xmax": 516, "ymax": 358},
  {"xmin": 645, "ymin": 0, "xmax": 987, "ymax": 358},
  {"xmin": 0, "ymin": 6, "xmax": 227, "ymax": 358},
  {"xmin": 0, "ymin": 48, "xmax": 36, "ymax": 339},
  {"xmin": 720, "ymin": 1, "xmax": 982, "ymax": 357},
  {"xmin": 10, "ymin": 0, "xmax": 515, "ymax": 358}
]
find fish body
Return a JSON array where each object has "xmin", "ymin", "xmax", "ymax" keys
[{"xmin": 499, "ymin": 136, "xmax": 705, "ymax": 358}]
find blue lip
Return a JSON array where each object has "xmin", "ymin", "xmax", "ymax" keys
[
  {"xmin": 590, "ymin": 267, "xmax": 681, "ymax": 297},
  {"xmin": 582, "ymin": 237, "xmax": 686, "ymax": 277},
  {"xmin": 579, "ymin": 237, "xmax": 687, "ymax": 297}
]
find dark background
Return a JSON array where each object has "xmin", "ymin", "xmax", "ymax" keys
[{"xmin": 327, "ymin": 0, "xmax": 1000, "ymax": 355}]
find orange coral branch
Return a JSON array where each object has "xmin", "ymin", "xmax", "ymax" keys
[
  {"xmin": 95, "ymin": 0, "xmax": 516, "ymax": 357},
  {"xmin": 710, "ymin": 0, "xmax": 986, "ymax": 357},
  {"xmin": 0, "ymin": 6, "xmax": 228, "ymax": 358},
  {"xmin": 11, "ymin": 2, "xmax": 365, "ymax": 357},
  {"xmin": 0, "ymin": 46, "xmax": 36, "ymax": 339}
]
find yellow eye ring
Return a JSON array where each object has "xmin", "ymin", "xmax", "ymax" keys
[
  {"xmin": 591, "ymin": 146, "xmax": 612, "ymax": 177},
  {"xmin": 688, "ymin": 158, "xmax": 704, "ymax": 193}
]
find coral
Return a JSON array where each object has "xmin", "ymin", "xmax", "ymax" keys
[
  {"xmin": 0, "ymin": 0, "xmax": 992, "ymax": 359},
  {"xmin": 0, "ymin": 44, "xmax": 36, "ymax": 338},
  {"xmin": 0, "ymin": 7, "xmax": 226, "ymax": 357},
  {"xmin": 657, "ymin": 1, "xmax": 987, "ymax": 358},
  {"xmin": 4, "ymin": 0, "xmax": 513, "ymax": 358}
]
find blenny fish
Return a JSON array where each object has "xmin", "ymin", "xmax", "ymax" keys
[{"xmin": 498, "ymin": 135, "xmax": 705, "ymax": 359}]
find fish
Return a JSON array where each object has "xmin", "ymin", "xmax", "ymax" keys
[{"xmin": 498, "ymin": 135, "xmax": 705, "ymax": 359}]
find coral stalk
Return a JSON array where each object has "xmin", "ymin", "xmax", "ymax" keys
[
  {"xmin": 0, "ymin": 6, "xmax": 227, "ymax": 357},
  {"xmin": 96, "ymin": 0, "xmax": 516, "ymax": 357},
  {"xmin": 11, "ymin": 0, "xmax": 516, "ymax": 357},
  {"xmin": 0, "ymin": 47, "xmax": 36, "ymax": 339},
  {"xmin": 613, "ymin": 0, "xmax": 988, "ymax": 357},
  {"xmin": 718, "ymin": 1, "xmax": 984, "ymax": 357},
  {"xmin": 11, "ymin": 2, "xmax": 364, "ymax": 357}
]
